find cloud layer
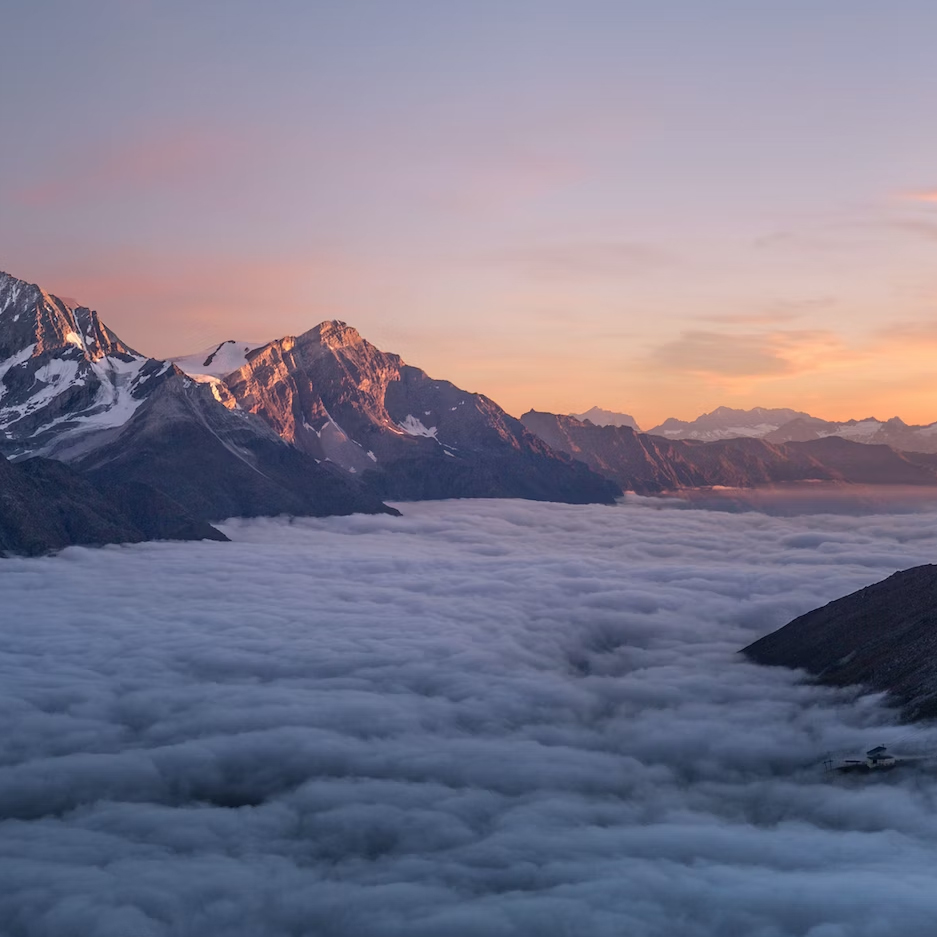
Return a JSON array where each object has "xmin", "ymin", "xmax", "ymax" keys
[{"xmin": 3, "ymin": 499, "xmax": 937, "ymax": 936}]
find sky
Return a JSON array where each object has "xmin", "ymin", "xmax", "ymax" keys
[
  {"xmin": 2, "ymin": 0, "xmax": 936, "ymax": 427},
  {"xmin": 5, "ymin": 499, "xmax": 937, "ymax": 935}
]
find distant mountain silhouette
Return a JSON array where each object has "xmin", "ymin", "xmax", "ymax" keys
[
  {"xmin": 641, "ymin": 405, "xmax": 937, "ymax": 453},
  {"xmin": 646, "ymin": 406, "xmax": 810, "ymax": 442},
  {"xmin": 521, "ymin": 410, "xmax": 937, "ymax": 493},
  {"xmin": 571, "ymin": 406, "xmax": 641, "ymax": 431}
]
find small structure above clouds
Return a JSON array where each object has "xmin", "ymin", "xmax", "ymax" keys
[{"xmin": 866, "ymin": 746, "xmax": 897, "ymax": 768}]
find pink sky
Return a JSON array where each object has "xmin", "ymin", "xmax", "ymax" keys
[{"xmin": 2, "ymin": 2, "xmax": 936, "ymax": 427}]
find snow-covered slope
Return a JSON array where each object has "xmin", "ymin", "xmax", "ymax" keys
[
  {"xmin": 646, "ymin": 406, "xmax": 812, "ymax": 442},
  {"xmin": 0, "ymin": 271, "xmax": 173, "ymax": 459},
  {"xmin": 571, "ymin": 406, "xmax": 641, "ymax": 431},
  {"xmin": 170, "ymin": 340, "xmax": 266, "ymax": 381}
]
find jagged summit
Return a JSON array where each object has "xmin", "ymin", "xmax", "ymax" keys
[
  {"xmin": 0, "ymin": 272, "xmax": 171, "ymax": 459},
  {"xmin": 0, "ymin": 270, "xmax": 140, "ymax": 360},
  {"xmin": 301, "ymin": 320, "xmax": 364, "ymax": 349},
  {"xmin": 221, "ymin": 323, "xmax": 619, "ymax": 502}
]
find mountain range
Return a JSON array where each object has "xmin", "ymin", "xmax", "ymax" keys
[
  {"xmin": 570, "ymin": 404, "xmax": 937, "ymax": 452},
  {"xmin": 645, "ymin": 406, "xmax": 810, "ymax": 441},
  {"xmin": 0, "ymin": 270, "xmax": 617, "ymax": 553},
  {"xmin": 6, "ymin": 266, "xmax": 937, "ymax": 556},
  {"xmin": 520, "ymin": 411, "xmax": 937, "ymax": 494},
  {"xmin": 635, "ymin": 405, "xmax": 937, "ymax": 452}
]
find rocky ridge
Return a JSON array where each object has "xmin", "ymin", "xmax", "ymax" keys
[
  {"xmin": 216, "ymin": 322, "xmax": 620, "ymax": 504},
  {"xmin": 742, "ymin": 565, "xmax": 937, "ymax": 721},
  {"xmin": 0, "ymin": 270, "xmax": 619, "ymax": 553},
  {"xmin": 0, "ymin": 451, "xmax": 226, "ymax": 556}
]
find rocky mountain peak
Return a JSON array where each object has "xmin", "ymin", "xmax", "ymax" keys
[
  {"xmin": 0, "ymin": 271, "xmax": 138, "ymax": 362},
  {"xmin": 299, "ymin": 320, "xmax": 363, "ymax": 350},
  {"xmin": 0, "ymin": 273, "xmax": 172, "ymax": 460}
]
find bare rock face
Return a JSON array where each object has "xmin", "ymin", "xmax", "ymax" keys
[
  {"xmin": 0, "ymin": 271, "xmax": 173, "ymax": 460},
  {"xmin": 742, "ymin": 565, "xmax": 937, "ymax": 721},
  {"xmin": 520, "ymin": 410, "xmax": 937, "ymax": 494},
  {"xmin": 221, "ymin": 323, "xmax": 621, "ymax": 504}
]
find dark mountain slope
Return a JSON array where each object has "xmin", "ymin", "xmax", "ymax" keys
[
  {"xmin": 0, "ymin": 453, "xmax": 224, "ymax": 556},
  {"xmin": 76, "ymin": 376, "xmax": 398, "ymax": 521},
  {"xmin": 742, "ymin": 565, "xmax": 937, "ymax": 721}
]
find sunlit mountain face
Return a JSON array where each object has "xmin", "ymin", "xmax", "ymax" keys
[{"xmin": 0, "ymin": 271, "xmax": 172, "ymax": 460}]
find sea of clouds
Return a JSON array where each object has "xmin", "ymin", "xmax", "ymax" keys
[{"xmin": 3, "ymin": 498, "xmax": 937, "ymax": 937}]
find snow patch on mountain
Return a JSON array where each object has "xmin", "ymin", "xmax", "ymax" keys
[
  {"xmin": 397, "ymin": 414, "xmax": 438, "ymax": 439},
  {"xmin": 828, "ymin": 419, "xmax": 882, "ymax": 440},
  {"xmin": 0, "ymin": 271, "xmax": 175, "ymax": 459},
  {"xmin": 171, "ymin": 340, "xmax": 266, "ymax": 380}
]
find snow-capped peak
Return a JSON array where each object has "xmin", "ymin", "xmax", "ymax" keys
[{"xmin": 0, "ymin": 271, "xmax": 173, "ymax": 459}]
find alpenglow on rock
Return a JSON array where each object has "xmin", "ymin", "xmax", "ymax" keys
[
  {"xmin": 215, "ymin": 321, "xmax": 621, "ymax": 503},
  {"xmin": 0, "ymin": 271, "xmax": 173, "ymax": 460},
  {"xmin": 0, "ymin": 272, "xmax": 397, "ymax": 540},
  {"xmin": 0, "ymin": 270, "xmax": 617, "ymax": 547}
]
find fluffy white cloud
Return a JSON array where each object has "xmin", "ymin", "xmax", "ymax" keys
[{"xmin": 3, "ymin": 498, "xmax": 937, "ymax": 936}]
